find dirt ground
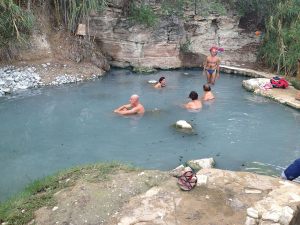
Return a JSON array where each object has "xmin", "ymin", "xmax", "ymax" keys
[{"xmin": 31, "ymin": 170, "xmax": 251, "ymax": 225}]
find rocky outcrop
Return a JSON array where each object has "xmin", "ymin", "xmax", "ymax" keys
[
  {"xmin": 243, "ymin": 78, "xmax": 300, "ymax": 109},
  {"xmin": 89, "ymin": 1, "xmax": 260, "ymax": 70}
]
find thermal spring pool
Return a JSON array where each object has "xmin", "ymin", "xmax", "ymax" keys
[{"xmin": 0, "ymin": 68, "xmax": 300, "ymax": 202}]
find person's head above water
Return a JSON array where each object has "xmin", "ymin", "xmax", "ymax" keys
[
  {"xmin": 203, "ymin": 84, "xmax": 211, "ymax": 92},
  {"xmin": 130, "ymin": 94, "xmax": 139, "ymax": 106},
  {"xmin": 159, "ymin": 77, "xmax": 165, "ymax": 83},
  {"xmin": 188, "ymin": 91, "xmax": 198, "ymax": 100},
  {"xmin": 159, "ymin": 77, "xmax": 166, "ymax": 87}
]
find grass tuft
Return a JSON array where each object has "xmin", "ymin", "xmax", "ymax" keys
[{"xmin": 0, "ymin": 162, "xmax": 137, "ymax": 225}]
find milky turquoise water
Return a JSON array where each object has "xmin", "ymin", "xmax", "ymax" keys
[{"xmin": 0, "ymin": 68, "xmax": 299, "ymax": 202}]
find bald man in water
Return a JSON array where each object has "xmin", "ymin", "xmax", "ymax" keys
[{"xmin": 114, "ymin": 94, "xmax": 145, "ymax": 115}]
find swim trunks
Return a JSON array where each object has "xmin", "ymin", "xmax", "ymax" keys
[{"xmin": 206, "ymin": 69, "xmax": 216, "ymax": 75}]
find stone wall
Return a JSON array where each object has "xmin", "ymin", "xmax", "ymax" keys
[{"xmin": 89, "ymin": 0, "xmax": 260, "ymax": 70}]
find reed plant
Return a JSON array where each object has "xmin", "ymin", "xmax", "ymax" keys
[
  {"xmin": 53, "ymin": 0, "xmax": 107, "ymax": 32},
  {"xmin": 259, "ymin": 0, "xmax": 300, "ymax": 76},
  {"xmin": 0, "ymin": 0, "xmax": 34, "ymax": 48}
]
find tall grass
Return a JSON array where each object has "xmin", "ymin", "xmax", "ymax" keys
[
  {"xmin": 259, "ymin": 0, "xmax": 300, "ymax": 76},
  {"xmin": 53, "ymin": 0, "xmax": 107, "ymax": 33},
  {"xmin": 0, "ymin": 162, "xmax": 137, "ymax": 225},
  {"xmin": 0, "ymin": 0, "xmax": 34, "ymax": 48}
]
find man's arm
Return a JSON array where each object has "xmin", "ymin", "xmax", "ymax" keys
[
  {"xmin": 184, "ymin": 102, "xmax": 192, "ymax": 109},
  {"xmin": 115, "ymin": 106, "xmax": 138, "ymax": 115},
  {"xmin": 114, "ymin": 104, "xmax": 131, "ymax": 113},
  {"xmin": 216, "ymin": 57, "xmax": 221, "ymax": 78}
]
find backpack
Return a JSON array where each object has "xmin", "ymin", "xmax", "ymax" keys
[{"xmin": 270, "ymin": 77, "xmax": 289, "ymax": 89}]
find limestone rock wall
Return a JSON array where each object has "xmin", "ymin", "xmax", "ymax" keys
[{"xmin": 89, "ymin": 0, "xmax": 260, "ymax": 70}]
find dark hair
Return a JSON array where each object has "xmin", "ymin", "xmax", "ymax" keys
[
  {"xmin": 203, "ymin": 84, "xmax": 211, "ymax": 92},
  {"xmin": 159, "ymin": 77, "xmax": 165, "ymax": 83},
  {"xmin": 189, "ymin": 91, "xmax": 198, "ymax": 100}
]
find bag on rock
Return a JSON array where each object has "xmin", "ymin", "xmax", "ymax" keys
[
  {"xmin": 177, "ymin": 170, "xmax": 197, "ymax": 191},
  {"xmin": 270, "ymin": 77, "xmax": 289, "ymax": 89}
]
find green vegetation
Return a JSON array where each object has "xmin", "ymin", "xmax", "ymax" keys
[
  {"xmin": 291, "ymin": 79, "xmax": 300, "ymax": 90},
  {"xmin": 0, "ymin": 162, "xmax": 137, "ymax": 225},
  {"xmin": 161, "ymin": 0, "xmax": 186, "ymax": 17},
  {"xmin": 129, "ymin": 4, "xmax": 157, "ymax": 27},
  {"xmin": 132, "ymin": 66, "xmax": 157, "ymax": 73},
  {"xmin": 0, "ymin": 0, "xmax": 34, "ymax": 48},
  {"xmin": 53, "ymin": 0, "xmax": 107, "ymax": 32},
  {"xmin": 180, "ymin": 40, "xmax": 192, "ymax": 53},
  {"xmin": 259, "ymin": 0, "xmax": 300, "ymax": 76}
]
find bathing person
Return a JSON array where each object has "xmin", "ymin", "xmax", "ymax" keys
[
  {"xmin": 202, "ymin": 84, "xmax": 215, "ymax": 101},
  {"xmin": 281, "ymin": 158, "xmax": 300, "ymax": 181},
  {"xmin": 184, "ymin": 91, "xmax": 202, "ymax": 110},
  {"xmin": 114, "ymin": 94, "xmax": 145, "ymax": 115},
  {"xmin": 203, "ymin": 46, "xmax": 221, "ymax": 85},
  {"xmin": 154, "ymin": 77, "xmax": 166, "ymax": 89}
]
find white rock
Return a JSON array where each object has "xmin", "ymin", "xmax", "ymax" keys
[
  {"xmin": 169, "ymin": 165, "xmax": 185, "ymax": 177},
  {"xmin": 245, "ymin": 189, "xmax": 262, "ymax": 194},
  {"xmin": 2, "ymin": 88, "xmax": 11, "ymax": 93},
  {"xmin": 148, "ymin": 80, "xmax": 157, "ymax": 84},
  {"xmin": 262, "ymin": 210, "xmax": 281, "ymax": 222},
  {"xmin": 279, "ymin": 206, "xmax": 294, "ymax": 225},
  {"xmin": 259, "ymin": 222, "xmax": 280, "ymax": 225},
  {"xmin": 189, "ymin": 158, "xmax": 215, "ymax": 169},
  {"xmin": 196, "ymin": 175, "xmax": 208, "ymax": 186},
  {"xmin": 247, "ymin": 207, "xmax": 259, "ymax": 219},
  {"xmin": 244, "ymin": 216, "xmax": 258, "ymax": 225},
  {"xmin": 175, "ymin": 120, "xmax": 192, "ymax": 129},
  {"xmin": 242, "ymin": 78, "xmax": 270, "ymax": 91},
  {"xmin": 52, "ymin": 206, "xmax": 59, "ymax": 211}
]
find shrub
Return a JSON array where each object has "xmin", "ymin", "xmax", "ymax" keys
[{"xmin": 129, "ymin": 4, "xmax": 157, "ymax": 27}]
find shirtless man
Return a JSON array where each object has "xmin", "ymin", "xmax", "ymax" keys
[
  {"xmin": 154, "ymin": 77, "xmax": 166, "ymax": 89},
  {"xmin": 114, "ymin": 94, "xmax": 145, "ymax": 115},
  {"xmin": 203, "ymin": 46, "xmax": 221, "ymax": 85},
  {"xmin": 184, "ymin": 91, "xmax": 202, "ymax": 110},
  {"xmin": 202, "ymin": 84, "xmax": 215, "ymax": 101}
]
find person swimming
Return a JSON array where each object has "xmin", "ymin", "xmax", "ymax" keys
[
  {"xmin": 203, "ymin": 47, "xmax": 221, "ymax": 85},
  {"xmin": 184, "ymin": 91, "xmax": 202, "ymax": 110},
  {"xmin": 154, "ymin": 77, "xmax": 166, "ymax": 89},
  {"xmin": 114, "ymin": 94, "xmax": 145, "ymax": 115},
  {"xmin": 202, "ymin": 84, "xmax": 215, "ymax": 101}
]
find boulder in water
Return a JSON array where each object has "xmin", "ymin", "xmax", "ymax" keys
[
  {"xmin": 175, "ymin": 120, "xmax": 192, "ymax": 129},
  {"xmin": 187, "ymin": 158, "xmax": 215, "ymax": 170}
]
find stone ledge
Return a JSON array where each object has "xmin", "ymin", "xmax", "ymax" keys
[
  {"xmin": 220, "ymin": 65, "xmax": 274, "ymax": 78},
  {"xmin": 242, "ymin": 78, "xmax": 300, "ymax": 110}
]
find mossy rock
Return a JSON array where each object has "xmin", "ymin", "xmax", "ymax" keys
[{"xmin": 132, "ymin": 66, "xmax": 157, "ymax": 74}]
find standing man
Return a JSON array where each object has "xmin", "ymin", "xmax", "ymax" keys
[
  {"xmin": 203, "ymin": 46, "xmax": 221, "ymax": 85},
  {"xmin": 114, "ymin": 94, "xmax": 145, "ymax": 115}
]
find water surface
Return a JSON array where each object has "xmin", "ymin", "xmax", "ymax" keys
[{"xmin": 0, "ymin": 69, "xmax": 299, "ymax": 202}]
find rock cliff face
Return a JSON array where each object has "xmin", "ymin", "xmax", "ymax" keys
[{"xmin": 89, "ymin": 0, "xmax": 260, "ymax": 70}]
